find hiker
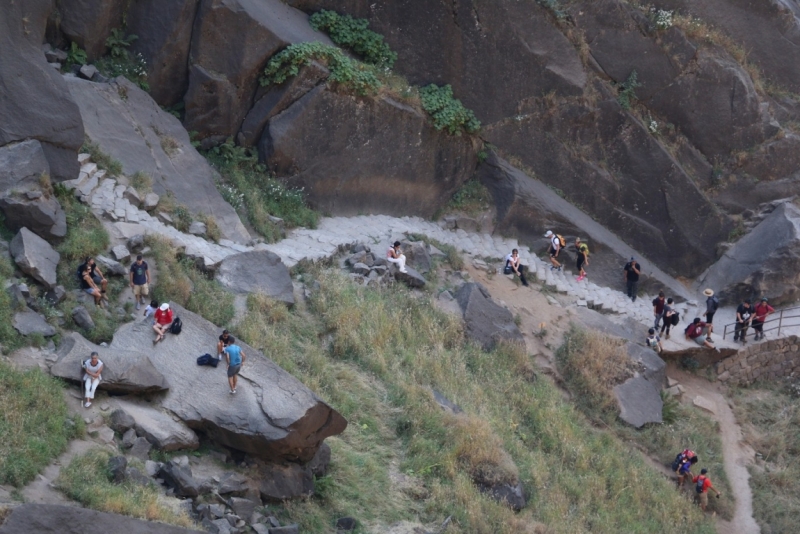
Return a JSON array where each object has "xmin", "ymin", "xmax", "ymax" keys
[
  {"xmin": 685, "ymin": 318, "xmax": 715, "ymax": 348},
  {"xmin": 653, "ymin": 291, "xmax": 667, "ymax": 329},
  {"xmin": 733, "ymin": 299, "xmax": 753, "ymax": 344},
  {"xmin": 544, "ymin": 230, "xmax": 562, "ymax": 271},
  {"xmin": 153, "ymin": 303, "xmax": 173, "ymax": 344},
  {"xmin": 576, "ymin": 243, "xmax": 589, "ymax": 281},
  {"xmin": 623, "ymin": 257, "xmax": 641, "ymax": 302},
  {"xmin": 504, "ymin": 249, "xmax": 528, "ymax": 287},
  {"xmin": 223, "ymin": 336, "xmax": 246, "ymax": 394},
  {"xmin": 143, "ymin": 299, "xmax": 158, "ymax": 322},
  {"xmin": 129, "ymin": 255, "xmax": 150, "ymax": 310},
  {"xmin": 386, "ymin": 241, "xmax": 407, "ymax": 273},
  {"xmin": 77, "ymin": 257, "xmax": 108, "ymax": 294},
  {"xmin": 79, "ymin": 264, "xmax": 105, "ymax": 308},
  {"xmin": 673, "ymin": 449, "xmax": 698, "ymax": 487},
  {"xmin": 217, "ymin": 329, "xmax": 232, "ymax": 358},
  {"xmin": 693, "ymin": 468, "xmax": 722, "ymax": 511},
  {"xmin": 661, "ymin": 298, "xmax": 676, "ymax": 339},
  {"xmin": 645, "ymin": 328, "xmax": 663, "ymax": 353},
  {"xmin": 82, "ymin": 351, "xmax": 103, "ymax": 409},
  {"xmin": 702, "ymin": 289, "xmax": 719, "ymax": 324},
  {"xmin": 752, "ymin": 297, "xmax": 775, "ymax": 341}
]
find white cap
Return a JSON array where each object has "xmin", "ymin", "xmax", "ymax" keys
[
  {"xmin": 544, "ymin": 230, "xmax": 553, "ymax": 237},
  {"xmin": 159, "ymin": 303, "xmax": 170, "ymax": 311}
]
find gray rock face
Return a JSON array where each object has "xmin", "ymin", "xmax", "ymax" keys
[
  {"xmin": 455, "ymin": 283, "xmax": 524, "ymax": 350},
  {"xmin": 108, "ymin": 456, "xmax": 128, "ymax": 484},
  {"xmin": 613, "ymin": 343, "xmax": 666, "ymax": 428},
  {"xmin": 64, "ymin": 76, "xmax": 250, "ymax": 243},
  {"xmin": 394, "ymin": 267, "xmax": 427, "ymax": 289},
  {"xmin": 399, "ymin": 241, "xmax": 432, "ymax": 274},
  {"xmin": 111, "ymin": 245, "xmax": 131, "ymax": 262},
  {"xmin": 109, "ymin": 408, "xmax": 136, "ymax": 433},
  {"xmin": 258, "ymin": 462, "xmax": 314, "ymax": 502},
  {"xmin": 129, "ymin": 437, "xmax": 153, "ymax": 461},
  {"xmin": 215, "ymin": 250, "xmax": 294, "ymax": 305},
  {"xmin": 71, "ymin": 306, "xmax": 95, "ymax": 330},
  {"xmin": 51, "ymin": 332, "xmax": 171, "ymax": 394},
  {"xmin": 0, "ymin": 140, "xmax": 51, "ymax": 193},
  {"xmin": 58, "ymin": 0, "xmax": 124, "ymax": 59},
  {"xmin": 696, "ymin": 201, "xmax": 800, "ymax": 306},
  {"xmin": 112, "ymin": 399, "xmax": 200, "ymax": 452},
  {"xmin": 95, "ymin": 255, "xmax": 127, "ymax": 277},
  {"xmin": 106, "ymin": 304, "xmax": 346, "ymax": 462},
  {"xmin": 10, "ymin": 227, "xmax": 60, "ymax": 289},
  {"xmin": 477, "ymin": 480, "xmax": 527, "ymax": 512},
  {"xmin": 0, "ymin": 503, "xmax": 203, "ymax": 534},
  {"xmin": 158, "ymin": 462, "xmax": 200, "ymax": 498},
  {"xmin": 263, "ymin": 86, "xmax": 478, "ymax": 219},
  {"xmin": 13, "ymin": 310, "xmax": 56, "ymax": 337},
  {"xmin": 0, "ymin": 193, "xmax": 67, "ymax": 242}
]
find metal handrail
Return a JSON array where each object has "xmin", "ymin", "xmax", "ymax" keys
[{"xmin": 722, "ymin": 305, "xmax": 800, "ymax": 340}]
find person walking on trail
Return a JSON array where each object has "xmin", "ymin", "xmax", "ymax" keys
[
  {"xmin": 78, "ymin": 257, "xmax": 108, "ymax": 295},
  {"xmin": 645, "ymin": 328, "xmax": 663, "ymax": 353},
  {"xmin": 693, "ymin": 468, "xmax": 722, "ymax": 511},
  {"xmin": 623, "ymin": 257, "xmax": 641, "ymax": 302},
  {"xmin": 685, "ymin": 318, "xmax": 715, "ymax": 348},
  {"xmin": 576, "ymin": 244, "xmax": 589, "ymax": 281},
  {"xmin": 504, "ymin": 249, "xmax": 529, "ymax": 287},
  {"xmin": 153, "ymin": 303, "xmax": 173, "ymax": 344},
  {"xmin": 734, "ymin": 299, "xmax": 753, "ymax": 344},
  {"xmin": 544, "ymin": 230, "xmax": 562, "ymax": 271},
  {"xmin": 222, "ymin": 336, "xmax": 246, "ymax": 394},
  {"xmin": 387, "ymin": 241, "xmax": 407, "ymax": 273},
  {"xmin": 673, "ymin": 449, "xmax": 698, "ymax": 487},
  {"xmin": 653, "ymin": 291, "xmax": 667, "ymax": 329},
  {"xmin": 752, "ymin": 297, "xmax": 775, "ymax": 341},
  {"xmin": 703, "ymin": 289, "xmax": 719, "ymax": 324},
  {"xmin": 80, "ymin": 264, "xmax": 105, "ymax": 308},
  {"xmin": 660, "ymin": 297, "xmax": 676, "ymax": 339},
  {"xmin": 217, "ymin": 329, "xmax": 232, "ymax": 359},
  {"xmin": 82, "ymin": 351, "xmax": 103, "ymax": 409},
  {"xmin": 129, "ymin": 255, "xmax": 150, "ymax": 310}
]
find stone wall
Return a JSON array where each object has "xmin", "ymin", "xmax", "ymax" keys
[{"xmin": 716, "ymin": 336, "xmax": 800, "ymax": 385}]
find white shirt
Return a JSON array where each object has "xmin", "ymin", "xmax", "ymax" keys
[
  {"xmin": 84, "ymin": 359, "xmax": 103, "ymax": 379},
  {"xmin": 505, "ymin": 253, "xmax": 520, "ymax": 267},
  {"xmin": 551, "ymin": 235, "xmax": 560, "ymax": 251}
]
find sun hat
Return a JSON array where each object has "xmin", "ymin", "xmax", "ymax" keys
[
  {"xmin": 159, "ymin": 303, "xmax": 170, "ymax": 311},
  {"xmin": 544, "ymin": 230, "xmax": 553, "ymax": 237},
  {"xmin": 703, "ymin": 289, "xmax": 714, "ymax": 297}
]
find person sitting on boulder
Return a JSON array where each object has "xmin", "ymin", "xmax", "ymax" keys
[
  {"xmin": 77, "ymin": 257, "xmax": 108, "ymax": 295},
  {"xmin": 645, "ymin": 328, "xmax": 663, "ymax": 353},
  {"xmin": 222, "ymin": 336, "xmax": 246, "ymax": 394},
  {"xmin": 143, "ymin": 299, "xmax": 158, "ymax": 322},
  {"xmin": 387, "ymin": 241, "xmax": 407, "ymax": 273},
  {"xmin": 82, "ymin": 351, "xmax": 104, "ymax": 409},
  {"xmin": 685, "ymin": 318, "xmax": 714, "ymax": 348},
  {"xmin": 504, "ymin": 249, "xmax": 528, "ymax": 287},
  {"xmin": 80, "ymin": 264, "xmax": 105, "ymax": 308},
  {"xmin": 153, "ymin": 303, "xmax": 173, "ymax": 344},
  {"xmin": 217, "ymin": 329, "xmax": 232, "ymax": 359}
]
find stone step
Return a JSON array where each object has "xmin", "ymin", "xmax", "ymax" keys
[{"xmin": 77, "ymin": 153, "xmax": 91, "ymax": 165}]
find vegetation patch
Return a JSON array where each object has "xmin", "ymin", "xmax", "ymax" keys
[
  {"xmin": 616, "ymin": 70, "xmax": 641, "ymax": 110},
  {"xmin": 0, "ymin": 363, "xmax": 83, "ymax": 486},
  {"xmin": 95, "ymin": 29, "xmax": 149, "ymax": 92},
  {"xmin": 55, "ymin": 185, "xmax": 110, "ymax": 287},
  {"xmin": 419, "ymin": 84, "xmax": 481, "ymax": 135},
  {"xmin": 80, "ymin": 139, "xmax": 123, "ymax": 176},
  {"xmin": 0, "ymin": 256, "xmax": 25, "ymax": 354},
  {"xmin": 442, "ymin": 179, "xmax": 492, "ymax": 217},
  {"xmin": 309, "ymin": 10, "xmax": 397, "ymax": 69},
  {"xmin": 57, "ymin": 448, "xmax": 193, "ymax": 527}
]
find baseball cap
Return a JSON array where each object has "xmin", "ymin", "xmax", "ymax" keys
[
  {"xmin": 544, "ymin": 230, "xmax": 553, "ymax": 237},
  {"xmin": 159, "ymin": 303, "xmax": 170, "ymax": 311}
]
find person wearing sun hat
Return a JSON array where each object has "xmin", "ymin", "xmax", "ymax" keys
[
  {"xmin": 153, "ymin": 302, "xmax": 173, "ymax": 344},
  {"xmin": 702, "ymin": 288, "xmax": 719, "ymax": 325}
]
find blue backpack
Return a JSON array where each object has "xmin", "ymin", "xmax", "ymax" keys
[{"xmin": 695, "ymin": 475, "xmax": 707, "ymax": 494}]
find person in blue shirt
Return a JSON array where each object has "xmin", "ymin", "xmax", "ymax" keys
[{"xmin": 223, "ymin": 336, "xmax": 246, "ymax": 394}]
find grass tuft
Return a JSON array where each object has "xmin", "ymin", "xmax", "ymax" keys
[{"xmin": 80, "ymin": 139, "xmax": 123, "ymax": 176}]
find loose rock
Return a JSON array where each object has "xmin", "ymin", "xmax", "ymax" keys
[{"xmin": 10, "ymin": 227, "xmax": 60, "ymax": 289}]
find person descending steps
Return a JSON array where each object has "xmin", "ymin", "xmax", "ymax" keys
[{"xmin": 545, "ymin": 230, "xmax": 564, "ymax": 271}]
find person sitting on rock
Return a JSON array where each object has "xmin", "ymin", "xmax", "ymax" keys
[
  {"xmin": 153, "ymin": 303, "xmax": 173, "ymax": 344},
  {"xmin": 504, "ymin": 249, "xmax": 528, "ymax": 287},
  {"xmin": 143, "ymin": 299, "xmax": 158, "ymax": 323},
  {"xmin": 80, "ymin": 264, "xmax": 105, "ymax": 308},
  {"xmin": 77, "ymin": 257, "xmax": 108, "ymax": 295},
  {"xmin": 222, "ymin": 336, "xmax": 246, "ymax": 394},
  {"xmin": 217, "ymin": 329, "xmax": 231, "ymax": 359},
  {"xmin": 387, "ymin": 241, "xmax": 407, "ymax": 273},
  {"xmin": 685, "ymin": 318, "xmax": 714, "ymax": 348},
  {"xmin": 82, "ymin": 351, "xmax": 104, "ymax": 408},
  {"xmin": 645, "ymin": 328, "xmax": 663, "ymax": 353}
]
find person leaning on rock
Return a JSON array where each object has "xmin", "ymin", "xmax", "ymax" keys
[
  {"xmin": 79, "ymin": 264, "xmax": 106, "ymax": 308},
  {"xmin": 387, "ymin": 241, "xmax": 407, "ymax": 273},
  {"xmin": 78, "ymin": 257, "xmax": 108, "ymax": 295},
  {"xmin": 82, "ymin": 351, "xmax": 104, "ymax": 409},
  {"xmin": 129, "ymin": 255, "xmax": 150, "ymax": 310},
  {"xmin": 222, "ymin": 336, "xmax": 246, "ymax": 395}
]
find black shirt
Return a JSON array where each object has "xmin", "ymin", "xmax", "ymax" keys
[
  {"xmin": 130, "ymin": 261, "xmax": 149, "ymax": 285},
  {"xmin": 653, "ymin": 297, "xmax": 666, "ymax": 314},
  {"xmin": 624, "ymin": 262, "xmax": 641, "ymax": 282},
  {"xmin": 736, "ymin": 304, "xmax": 752, "ymax": 323}
]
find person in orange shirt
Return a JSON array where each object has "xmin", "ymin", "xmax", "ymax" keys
[{"xmin": 693, "ymin": 468, "xmax": 722, "ymax": 511}]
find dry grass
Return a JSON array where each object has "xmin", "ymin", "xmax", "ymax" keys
[
  {"xmin": 159, "ymin": 135, "xmax": 180, "ymax": 157},
  {"xmin": 130, "ymin": 171, "xmax": 152, "ymax": 195}
]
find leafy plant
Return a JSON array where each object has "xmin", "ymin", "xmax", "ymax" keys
[
  {"xmin": 419, "ymin": 84, "xmax": 481, "ymax": 135},
  {"xmin": 261, "ymin": 42, "xmax": 381, "ymax": 96},
  {"xmin": 653, "ymin": 9, "xmax": 674, "ymax": 30},
  {"xmin": 309, "ymin": 10, "xmax": 397, "ymax": 69},
  {"xmin": 65, "ymin": 41, "xmax": 87, "ymax": 66},
  {"xmin": 617, "ymin": 70, "xmax": 641, "ymax": 110},
  {"xmin": 444, "ymin": 179, "xmax": 492, "ymax": 216},
  {"xmin": 105, "ymin": 28, "xmax": 138, "ymax": 59},
  {"xmin": 95, "ymin": 29, "xmax": 148, "ymax": 91}
]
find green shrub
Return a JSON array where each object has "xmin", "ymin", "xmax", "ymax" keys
[
  {"xmin": 55, "ymin": 186, "xmax": 110, "ymax": 288},
  {"xmin": 444, "ymin": 179, "xmax": 492, "ymax": 217},
  {"xmin": 95, "ymin": 29, "xmax": 149, "ymax": 91},
  {"xmin": 261, "ymin": 42, "xmax": 381, "ymax": 96},
  {"xmin": 65, "ymin": 41, "xmax": 87, "ymax": 67},
  {"xmin": 309, "ymin": 10, "xmax": 397, "ymax": 69},
  {"xmin": 80, "ymin": 139, "xmax": 123, "ymax": 176},
  {"xmin": 617, "ymin": 70, "xmax": 641, "ymax": 110},
  {"xmin": 0, "ymin": 363, "xmax": 83, "ymax": 486},
  {"xmin": 419, "ymin": 84, "xmax": 481, "ymax": 135}
]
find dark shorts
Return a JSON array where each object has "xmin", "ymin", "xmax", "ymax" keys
[
  {"xmin": 227, "ymin": 364, "xmax": 241, "ymax": 377},
  {"xmin": 549, "ymin": 247, "xmax": 558, "ymax": 258},
  {"xmin": 752, "ymin": 319, "xmax": 764, "ymax": 332},
  {"xmin": 706, "ymin": 312, "xmax": 715, "ymax": 324},
  {"xmin": 577, "ymin": 259, "xmax": 585, "ymax": 270},
  {"xmin": 92, "ymin": 274, "xmax": 103, "ymax": 284}
]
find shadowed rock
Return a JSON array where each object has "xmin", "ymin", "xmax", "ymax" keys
[
  {"xmin": 10, "ymin": 228, "xmax": 60, "ymax": 289},
  {"xmin": 111, "ymin": 399, "xmax": 200, "ymax": 452},
  {"xmin": 13, "ymin": 310, "xmax": 56, "ymax": 337},
  {"xmin": 0, "ymin": 140, "xmax": 51, "ymax": 193},
  {"xmin": 455, "ymin": 283, "xmax": 524, "ymax": 350}
]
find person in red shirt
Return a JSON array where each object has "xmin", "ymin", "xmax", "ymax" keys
[
  {"xmin": 752, "ymin": 297, "xmax": 775, "ymax": 341},
  {"xmin": 685, "ymin": 318, "xmax": 715, "ymax": 348},
  {"xmin": 153, "ymin": 303, "xmax": 173, "ymax": 344},
  {"xmin": 693, "ymin": 468, "xmax": 722, "ymax": 511}
]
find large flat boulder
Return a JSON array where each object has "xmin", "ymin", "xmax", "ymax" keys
[
  {"xmin": 0, "ymin": 140, "xmax": 51, "ymax": 193},
  {"xmin": 262, "ymin": 86, "xmax": 478, "ymax": 218},
  {"xmin": 64, "ymin": 76, "xmax": 250, "ymax": 244},
  {"xmin": 13, "ymin": 310, "xmax": 57, "ymax": 337},
  {"xmin": 108, "ymin": 303, "xmax": 347, "ymax": 462},
  {"xmin": 0, "ymin": 192, "xmax": 67, "ymax": 242},
  {"xmin": 215, "ymin": 250, "xmax": 294, "ymax": 305},
  {"xmin": 10, "ymin": 227, "xmax": 60, "ymax": 289},
  {"xmin": 455, "ymin": 283, "xmax": 524, "ymax": 351},
  {"xmin": 696, "ymin": 201, "xmax": 800, "ymax": 306},
  {"xmin": 51, "ymin": 332, "xmax": 171, "ymax": 394},
  {"xmin": 0, "ymin": 503, "xmax": 203, "ymax": 534},
  {"xmin": 110, "ymin": 399, "xmax": 200, "ymax": 452}
]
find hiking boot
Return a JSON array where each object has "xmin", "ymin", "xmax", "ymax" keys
[
  {"xmin": 135, "ymin": 302, "xmax": 141, "ymax": 310},
  {"xmin": 665, "ymin": 334, "xmax": 670, "ymax": 340}
]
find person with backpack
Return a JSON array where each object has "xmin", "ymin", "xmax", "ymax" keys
[
  {"xmin": 153, "ymin": 303, "xmax": 173, "ymax": 344},
  {"xmin": 129, "ymin": 255, "xmax": 151, "ymax": 310},
  {"xmin": 672, "ymin": 449, "xmax": 698, "ymax": 487},
  {"xmin": 653, "ymin": 291, "xmax": 667, "ymax": 329},
  {"xmin": 82, "ymin": 351, "xmax": 104, "ymax": 408},
  {"xmin": 576, "ymin": 244, "xmax": 589, "ymax": 281},
  {"xmin": 733, "ymin": 299, "xmax": 753, "ymax": 344},
  {"xmin": 623, "ymin": 257, "xmax": 641, "ymax": 302},
  {"xmin": 693, "ymin": 468, "xmax": 722, "ymax": 511},
  {"xmin": 685, "ymin": 318, "xmax": 715, "ymax": 348},
  {"xmin": 504, "ymin": 249, "xmax": 529, "ymax": 287},
  {"xmin": 661, "ymin": 297, "xmax": 677, "ymax": 339},
  {"xmin": 752, "ymin": 297, "xmax": 775, "ymax": 341},
  {"xmin": 544, "ymin": 230, "xmax": 563, "ymax": 271},
  {"xmin": 645, "ymin": 328, "xmax": 663, "ymax": 353},
  {"xmin": 702, "ymin": 289, "xmax": 719, "ymax": 325},
  {"xmin": 222, "ymin": 336, "xmax": 246, "ymax": 394}
]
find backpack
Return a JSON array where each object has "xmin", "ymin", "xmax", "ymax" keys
[
  {"xmin": 196, "ymin": 353, "xmax": 219, "ymax": 367},
  {"xmin": 170, "ymin": 317, "xmax": 182, "ymax": 335},
  {"xmin": 695, "ymin": 475, "xmax": 707, "ymax": 494},
  {"xmin": 671, "ymin": 312, "xmax": 680, "ymax": 326},
  {"xmin": 708, "ymin": 296, "xmax": 719, "ymax": 313},
  {"xmin": 556, "ymin": 234, "xmax": 566, "ymax": 248}
]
